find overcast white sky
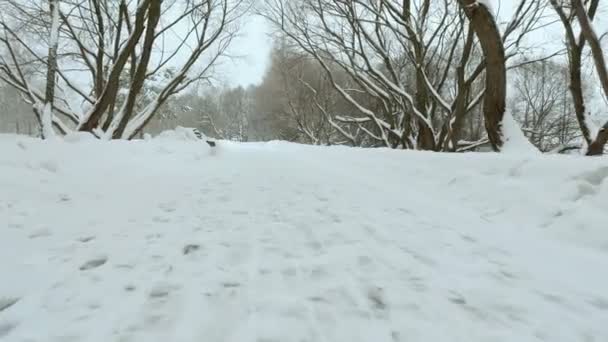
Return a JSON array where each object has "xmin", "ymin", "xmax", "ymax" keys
[{"xmin": 222, "ymin": 15, "xmax": 272, "ymax": 87}]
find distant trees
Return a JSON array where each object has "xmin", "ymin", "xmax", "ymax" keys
[
  {"xmin": 252, "ymin": 40, "xmax": 370, "ymax": 145},
  {"xmin": 0, "ymin": 84, "xmax": 37, "ymax": 135},
  {"xmin": 510, "ymin": 59, "xmax": 581, "ymax": 151},
  {"xmin": 161, "ymin": 84, "xmax": 255, "ymax": 142}
]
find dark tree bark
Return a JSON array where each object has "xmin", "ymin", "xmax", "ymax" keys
[
  {"xmin": 572, "ymin": 0, "xmax": 608, "ymax": 155},
  {"xmin": 458, "ymin": 0, "xmax": 506, "ymax": 151}
]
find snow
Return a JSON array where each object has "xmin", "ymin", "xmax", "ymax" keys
[
  {"xmin": 153, "ymin": 126, "xmax": 207, "ymax": 142},
  {"xmin": 500, "ymin": 111, "xmax": 540, "ymax": 155},
  {"xmin": 1, "ymin": 134, "xmax": 608, "ymax": 342}
]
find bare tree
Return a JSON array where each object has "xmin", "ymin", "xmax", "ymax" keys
[
  {"xmin": 571, "ymin": 0, "xmax": 608, "ymax": 155},
  {"xmin": 253, "ymin": 40, "xmax": 365, "ymax": 145},
  {"xmin": 260, "ymin": 0, "xmax": 548, "ymax": 151},
  {"xmin": 0, "ymin": 0, "xmax": 246, "ymax": 139}
]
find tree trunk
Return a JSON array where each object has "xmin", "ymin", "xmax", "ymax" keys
[
  {"xmin": 113, "ymin": 0, "xmax": 161, "ymax": 138},
  {"xmin": 572, "ymin": 0, "xmax": 608, "ymax": 155},
  {"xmin": 78, "ymin": 0, "xmax": 152, "ymax": 132},
  {"xmin": 569, "ymin": 44, "xmax": 592, "ymax": 144},
  {"xmin": 458, "ymin": 0, "xmax": 506, "ymax": 151},
  {"xmin": 41, "ymin": 0, "xmax": 61, "ymax": 139}
]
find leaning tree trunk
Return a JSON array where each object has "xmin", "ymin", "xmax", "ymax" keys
[
  {"xmin": 458, "ymin": 0, "xmax": 506, "ymax": 151},
  {"xmin": 572, "ymin": 0, "xmax": 608, "ymax": 155},
  {"xmin": 41, "ymin": 0, "xmax": 61, "ymax": 139}
]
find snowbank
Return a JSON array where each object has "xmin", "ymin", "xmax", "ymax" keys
[
  {"xmin": 0, "ymin": 135, "xmax": 607, "ymax": 342},
  {"xmin": 153, "ymin": 126, "xmax": 207, "ymax": 142},
  {"xmin": 63, "ymin": 131, "xmax": 97, "ymax": 143},
  {"xmin": 500, "ymin": 111, "xmax": 540, "ymax": 155}
]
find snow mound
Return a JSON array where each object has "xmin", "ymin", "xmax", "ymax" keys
[
  {"xmin": 63, "ymin": 131, "xmax": 97, "ymax": 143},
  {"xmin": 501, "ymin": 111, "xmax": 540, "ymax": 155},
  {"xmin": 154, "ymin": 126, "xmax": 206, "ymax": 141}
]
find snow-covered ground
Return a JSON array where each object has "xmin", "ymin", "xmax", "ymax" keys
[{"xmin": 1, "ymin": 133, "xmax": 607, "ymax": 342}]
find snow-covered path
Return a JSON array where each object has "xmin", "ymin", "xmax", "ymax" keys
[{"xmin": 1, "ymin": 135, "xmax": 608, "ymax": 342}]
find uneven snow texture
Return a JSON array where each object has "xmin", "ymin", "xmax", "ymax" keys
[
  {"xmin": 155, "ymin": 126, "xmax": 207, "ymax": 142},
  {"xmin": 1, "ymin": 134, "xmax": 608, "ymax": 342}
]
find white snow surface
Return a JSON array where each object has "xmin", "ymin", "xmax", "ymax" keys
[
  {"xmin": 154, "ymin": 126, "xmax": 207, "ymax": 142},
  {"xmin": 1, "ymin": 134, "xmax": 608, "ymax": 342}
]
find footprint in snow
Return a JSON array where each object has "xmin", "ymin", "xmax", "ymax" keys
[
  {"xmin": 8, "ymin": 223, "xmax": 23, "ymax": 229},
  {"xmin": 152, "ymin": 216, "xmax": 170, "ymax": 223},
  {"xmin": 39, "ymin": 160, "xmax": 59, "ymax": 173},
  {"xmin": 16, "ymin": 140, "xmax": 27, "ymax": 150},
  {"xmin": 77, "ymin": 236, "xmax": 95, "ymax": 243},
  {"xmin": 448, "ymin": 291, "xmax": 467, "ymax": 305},
  {"xmin": 148, "ymin": 283, "xmax": 181, "ymax": 299},
  {"xmin": 308, "ymin": 296, "xmax": 327, "ymax": 303},
  {"xmin": 149, "ymin": 289, "xmax": 170, "ymax": 299},
  {"xmin": 222, "ymin": 282, "xmax": 241, "ymax": 288},
  {"xmin": 589, "ymin": 297, "xmax": 608, "ymax": 310},
  {"xmin": 460, "ymin": 234, "xmax": 477, "ymax": 243},
  {"xmin": 79, "ymin": 257, "xmax": 107, "ymax": 271},
  {"xmin": 158, "ymin": 202, "xmax": 177, "ymax": 213},
  {"xmin": 578, "ymin": 166, "xmax": 608, "ymax": 186},
  {"xmin": 28, "ymin": 228, "xmax": 52, "ymax": 239},
  {"xmin": 0, "ymin": 322, "xmax": 18, "ymax": 339},
  {"xmin": 216, "ymin": 195, "xmax": 230, "ymax": 202},
  {"xmin": 182, "ymin": 244, "xmax": 201, "ymax": 255},
  {"xmin": 0, "ymin": 297, "xmax": 19, "ymax": 312},
  {"xmin": 310, "ymin": 266, "xmax": 329, "ymax": 280},
  {"xmin": 357, "ymin": 255, "xmax": 374, "ymax": 268},
  {"xmin": 408, "ymin": 276, "xmax": 427, "ymax": 292},
  {"xmin": 281, "ymin": 268, "xmax": 297, "ymax": 277},
  {"xmin": 87, "ymin": 302, "xmax": 102, "ymax": 310},
  {"xmin": 367, "ymin": 286, "xmax": 387, "ymax": 310}
]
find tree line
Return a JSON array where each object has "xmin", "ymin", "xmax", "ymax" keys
[{"xmin": 0, "ymin": 0, "xmax": 607, "ymax": 155}]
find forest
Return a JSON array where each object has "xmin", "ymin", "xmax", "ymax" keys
[{"xmin": 0, "ymin": 0, "xmax": 606, "ymax": 155}]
